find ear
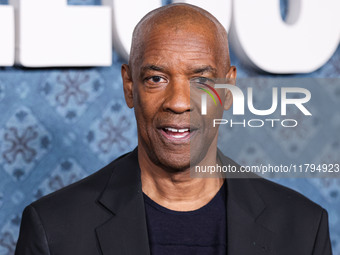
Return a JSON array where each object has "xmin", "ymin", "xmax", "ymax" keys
[
  {"xmin": 224, "ymin": 66, "xmax": 237, "ymax": 111},
  {"xmin": 121, "ymin": 64, "xmax": 134, "ymax": 108}
]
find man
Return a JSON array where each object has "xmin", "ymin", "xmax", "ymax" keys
[{"xmin": 15, "ymin": 3, "xmax": 332, "ymax": 255}]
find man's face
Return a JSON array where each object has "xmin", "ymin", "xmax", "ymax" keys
[{"xmin": 123, "ymin": 22, "xmax": 232, "ymax": 171}]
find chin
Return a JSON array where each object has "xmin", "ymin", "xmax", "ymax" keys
[{"xmin": 155, "ymin": 151, "xmax": 191, "ymax": 173}]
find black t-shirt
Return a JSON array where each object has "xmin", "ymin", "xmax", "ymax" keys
[{"xmin": 143, "ymin": 182, "xmax": 227, "ymax": 255}]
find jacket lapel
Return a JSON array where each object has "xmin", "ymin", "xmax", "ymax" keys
[
  {"xmin": 226, "ymin": 179, "xmax": 274, "ymax": 255},
  {"xmin": 96, "ymin": 148, "xmax": 150, "ymax": 255},
  {"xmin": 95, "ymin": 148, "xmax": 274, "ymax": 255},
  {"xmin": 219, "ymin": 152, "xmax": 274, "ymax": 255}
]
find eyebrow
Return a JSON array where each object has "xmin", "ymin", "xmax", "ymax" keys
[
  {"xmin": 191, "ymin": 66, "xmax": 218, "ymax": 76},
  {"xmin": 140, "ymin": 65, "xmax": 165, "ymax": 75},
  {"xmin": 139, "ymin": 64, "xmax": 218, "ymax": 76}
]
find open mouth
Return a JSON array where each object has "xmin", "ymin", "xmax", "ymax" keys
[{"xmin": 160, "ymin": 127, "xmax": 192, "ymax": 141}]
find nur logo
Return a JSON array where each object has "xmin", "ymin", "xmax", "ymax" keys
[
  {"xmin": 200, "ymin": 83, "xmax": 312, "ymax": 116},
  {"xmin": 198, "ymin": 83, "xmax": 222, "ymax": 115}
]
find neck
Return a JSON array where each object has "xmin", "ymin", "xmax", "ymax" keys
[{"xmin": 138, "ymin": 139, "xmax": 224, "ymax": 211}]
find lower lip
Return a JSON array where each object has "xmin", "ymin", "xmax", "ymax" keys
[{"xmin": 159, "ymin": 129, "xmax": 192, "ymax": 142}]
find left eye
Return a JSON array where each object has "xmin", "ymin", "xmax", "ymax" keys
[
  {"xmin": 191, "ymin": 77, "xmax": 214, "ymax": 86},
  {"xmin": 197, "ymin": 77, "xmax": 208, "ymax": 84}
]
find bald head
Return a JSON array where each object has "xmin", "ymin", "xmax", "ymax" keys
[{"xmin": 129, "ymin": 3, "xmax": 231, "ymax": 74}]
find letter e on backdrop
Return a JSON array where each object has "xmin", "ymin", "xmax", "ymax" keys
[{"xmin": 103, "ymin": 0, "xmax": 162, "ymax": 60}]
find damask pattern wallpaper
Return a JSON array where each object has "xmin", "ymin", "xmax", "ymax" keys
[{"xmin": 0, "ymin": 0, "xmax": 339, "ymax": 254}]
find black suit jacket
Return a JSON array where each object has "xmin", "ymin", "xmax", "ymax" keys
[{"xmin": 15, "ymin": 148, "xmax": 332, "ymax": 255}]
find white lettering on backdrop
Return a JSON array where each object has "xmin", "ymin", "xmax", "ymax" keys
[
  {"xmin": 102, "ymin": 0, "xmax": 162, "ymax": 60},
  {"xmin": 0, "ymin": 0, "xmax": 339, "ymax": 73},
  {"xmin": 229, "ymin": 0, "xmax": 340, "ymax": 73},
  {"xmin": 0, "ymin": 5, "xmax": 14, "ymax": 66},
  {"xmin": 9, "ymin": 0, "xmax": 111, "ymax": 67}
]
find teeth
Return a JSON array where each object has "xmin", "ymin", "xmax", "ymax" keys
[
  {"xmin": 178, "ymin": 129, "xmax": 189, "ymax": 133},
  {"xmin": 165, "ymin": 128, "xmax": 189, "ymax": 133},
  {"xmin": 172, "ymin": 134, "xmax": 186, "ymax": 138}
]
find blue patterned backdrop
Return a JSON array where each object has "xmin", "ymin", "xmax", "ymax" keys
[{"xmin": 0, "ymin": 0, "xmax": 339, "ymax": 254}]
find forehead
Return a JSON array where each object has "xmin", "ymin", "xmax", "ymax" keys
[{"xmin": 138, "ymin": 24, "xmax": 223, "ymax": 72}]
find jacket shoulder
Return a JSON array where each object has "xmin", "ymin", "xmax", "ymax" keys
[
  {"xmin": 249, "ymin": 177, "xmax": 326, "ymax": 237},
  {"xmin": 247, "ymin": 178, "xmax": 331, "ymax": 254},
  {"xmin": 251, "ymin": 177, "xmax": 323, "ymax": 212}
]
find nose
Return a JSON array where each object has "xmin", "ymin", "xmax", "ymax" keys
[{"xmin": 162, "ymin": 78, "xmax": 191, "ymax": 114}]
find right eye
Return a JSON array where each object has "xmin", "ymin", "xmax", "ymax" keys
[{"xmin": 145, "ymin": 76, "xmax": 167, "ymax": 86}]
